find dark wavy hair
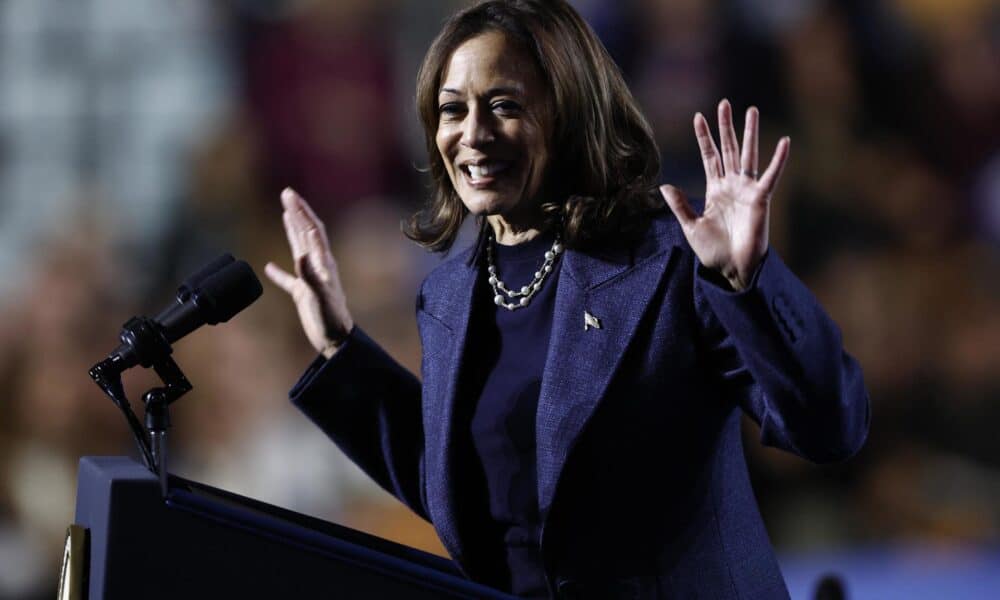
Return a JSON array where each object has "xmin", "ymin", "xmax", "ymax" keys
[{"xmin": 404, "ymin": 0, "xmax": 661, "ymax": 253}]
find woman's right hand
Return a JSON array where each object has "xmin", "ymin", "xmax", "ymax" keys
[{"xmin": 265, "ymin": 188, "xmax": 354, "ymax": 358}]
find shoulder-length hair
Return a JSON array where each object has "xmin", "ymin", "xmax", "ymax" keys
[{"xmin": 405, "ymin": 0, "xmax": 661, "ymax": 253}]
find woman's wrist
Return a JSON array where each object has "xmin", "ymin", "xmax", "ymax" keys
[
  {"xmin": 320, "ymin": 341, "xmax": 339, "ymax": 359},
  {"xmin": 320, "ymin": 324, "xmax": 355, "ymax": 359}
]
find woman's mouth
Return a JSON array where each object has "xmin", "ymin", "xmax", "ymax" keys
[{"xmin": 461, "ymin": 160, "xmax": 513, "ymax": 187}]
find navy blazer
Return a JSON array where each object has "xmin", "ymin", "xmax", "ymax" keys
[{"xmin": 291, "ymin": 209, "xmax": 870, "ymax": 599}]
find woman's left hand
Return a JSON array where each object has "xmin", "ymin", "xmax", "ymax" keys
[{"xmin": 660, "ymin": 99, "xmax": 790, "ymax": 291}]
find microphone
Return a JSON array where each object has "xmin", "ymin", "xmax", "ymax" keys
[
  {"xmin": 99, "ymin": 257, "xmax": 263, "ymax": 375},
  {"xmin": 177, "ymin": 253, "xmax": 235, "ymax": 301}
]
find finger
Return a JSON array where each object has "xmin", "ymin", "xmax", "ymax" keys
[
  {"xmin": 282, "ymin": 187, "xmax": 329, "ymax": 246},
  {"xmin": 282, "ymin": 192, "xmax": 318, "ymax": 241},
  {"xmin": 758, "ymin": 137, "xmax": 791, "ymax": 195},
  {"xmin": 282, "ymin": 187, "xmax": 319, "ymax": 221},
  {"xmin": 718, "ymin": 99, "xmax": 740, "ymax": 175},
  {"xmin": 282, "ymin": 211, "xmax": 307, "ymax": 262},
  {"xmin": 297, "ymin": 252, "xmax": 325, "ymax": 294},
  {"xmin": 284, "ymin": 198, "xmax": 329, "ymax": 265},
  {"xmin": 740, "ymin": 106, "xmax": 759, "ymax": 178},
  {"xmin": 693, "ymin": 113, "xmax": 723, "ymax": 180},
  {"xmin": 264, "ymin": 262, "xmax": 298, "ymax": 295},
  {"xmin": 306, "ymin": 228, "xmax": 332, "ymax": 284},
  {"xmin": 659, "ymin": 184, "xmax": 698, "ymax": 230}
]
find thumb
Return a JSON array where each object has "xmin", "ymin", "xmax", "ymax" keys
[
  {"xmin": 659, "ymin": 185, "xmax": 698, "ymax": 230},
  {"xmin": 264, "ymin": 262, "xmax": 297, "ymax": 295}
]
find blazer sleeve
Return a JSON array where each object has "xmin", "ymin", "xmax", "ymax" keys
[
  {"xmin": 290, "ymin": 327, "xmax": 429, "ymax": 520},
  {"xmin": 693, "ymin": 249, "xmax": 871, "ymax": 463}
]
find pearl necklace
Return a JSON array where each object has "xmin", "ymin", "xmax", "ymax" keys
[{"xmin": 486, "ymin": 233, "xmax": 563, "ymax": 311}]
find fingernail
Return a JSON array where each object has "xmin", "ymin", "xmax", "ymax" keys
[{"xmin": 281, "ymin": 187, "xmax": 296, "ymax": 202}]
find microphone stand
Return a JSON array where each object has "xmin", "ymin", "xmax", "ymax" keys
[
  {"xmin": 143, "ymin": 356, "xmax": 192, "ymax": 497},
  {"xmin": 89, "ymin": 316, "xmax": 192, "ymax": 497},
  {"xmin": 89, "ymin": 360, "xmax": 156, "ymax": 471}
]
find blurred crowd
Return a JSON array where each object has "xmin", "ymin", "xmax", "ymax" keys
[{"xmin": 0, "ymin": 0, "xmax": 997, "ymax": 597}]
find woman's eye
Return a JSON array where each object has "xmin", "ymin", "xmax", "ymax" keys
[
  {"xmin": 439, "ymin": 103, "xmax": 464, "ymax": 117},
  {"xmin": 492, "ymin": 100, "xmax": 521, "ymax": 114}
]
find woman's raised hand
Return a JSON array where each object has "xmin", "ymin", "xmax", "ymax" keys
[
  {"xmin": 660, "ymin": 99, "xmax": 790, "ymax": 291},
  {"xmin": 265, "ymin": 188, "xmax": 354, "ymax": 358}
]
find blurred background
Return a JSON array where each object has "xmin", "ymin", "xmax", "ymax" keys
[{"xmin": 0, "ymin": 0, "xmax": 997, "ymax": 598}]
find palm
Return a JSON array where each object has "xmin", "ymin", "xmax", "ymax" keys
[
  {"xmin": 661, "ymin": 100, "xmax": 790, "ymax": 290},
  {"xmin": 265, "ymin": 188, "xmax": 354, "ymax": 357}
]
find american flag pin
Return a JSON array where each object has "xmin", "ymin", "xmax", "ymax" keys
[{"xmin": 584, "ymin": 311, "xmax": 602, "ymax": 331}]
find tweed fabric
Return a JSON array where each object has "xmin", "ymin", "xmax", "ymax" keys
[{"xmin": 291, "ymin": 208, "xmax": 870, "ymax": 599}]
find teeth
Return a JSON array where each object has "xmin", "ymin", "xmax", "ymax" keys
[{"xmin": 466, "ymin": 162, "xmax": 509, "ymax": 180}]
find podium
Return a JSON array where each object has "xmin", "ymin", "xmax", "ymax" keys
[{"xmin": 69, "ymin": 456, "xmax": 515, "ymax": 599}]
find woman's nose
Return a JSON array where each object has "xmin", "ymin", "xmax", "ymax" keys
[{"xmin": 460, "ymin": 106, "xmax": 494, "ymax": 148}]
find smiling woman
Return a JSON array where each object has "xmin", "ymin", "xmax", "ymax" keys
[
  {"xmin": 265, "ymin": 1, "xmax": 870, "ymax": 598},
  {"xmin": 405, "ymin": 0, "xmax": 661, "ymax": 252},
  {"xmin": 433, "ymin": 31, "xmax": 552, "ymax": 243}
]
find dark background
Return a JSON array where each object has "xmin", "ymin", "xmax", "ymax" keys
[{"xmin": 0, "ymin": 0, "xmax": 997, "ymax": 597}]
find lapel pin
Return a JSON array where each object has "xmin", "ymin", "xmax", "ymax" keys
[{"xmin": 584, "ymin": 311, "xmax": 602, "ymax": 331}]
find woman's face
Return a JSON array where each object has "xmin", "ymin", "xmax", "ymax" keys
[{"xmin": 435, "ymin": 31, "xmax": 552, "ymax": 222}]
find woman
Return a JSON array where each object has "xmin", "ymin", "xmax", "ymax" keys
[{"xmin": 265, "ymin": 1, "xmax": 870, "ymax": 598}]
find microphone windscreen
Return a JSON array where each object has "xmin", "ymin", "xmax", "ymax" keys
[
  {"xmin": 177, "ymin": 253, "xmax": 235, "ymax": 301},
  {"xmin": 195, "ymin": 260, "xmax": 263, "ymax": 324}
]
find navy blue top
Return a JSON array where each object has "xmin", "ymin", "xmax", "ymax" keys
[{"xmin": 467, "ymin": 230, "xmax": 561, "ymax": 598}]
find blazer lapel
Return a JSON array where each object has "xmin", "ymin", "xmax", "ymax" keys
[
  {"xmin": 536, "ymin": 243, "xmax": 677, "ymax": 514},
  {"xmin": 420, "ymin": 261, "xmax": 478, "ymax": 563}
]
